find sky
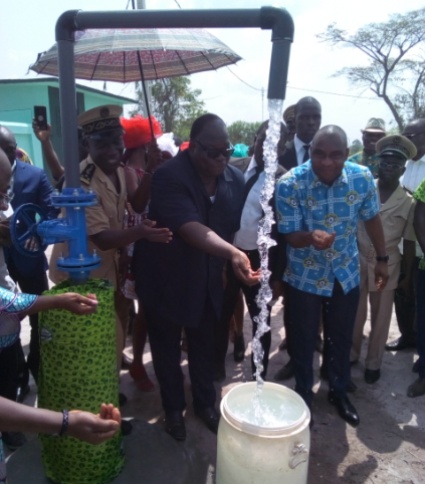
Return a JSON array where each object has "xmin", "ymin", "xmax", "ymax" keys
[{"xmin": 2, "ymin": 0, "xmax": 425, "ymax": 144}]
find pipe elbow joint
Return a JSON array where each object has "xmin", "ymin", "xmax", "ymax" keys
[
  {"xmin": 260, "ymin": 6, "xmax": 294, "ymax": 42},
  {"xmin": 56, "ymin": 10, "xmax": 80, "ymax": 41}
]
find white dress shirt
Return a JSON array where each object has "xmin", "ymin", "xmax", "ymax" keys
[
  {"xmin": 400, "ymin": 155, "xmax": 425, "ymax": 193},
  {"xmin": 233, "ymin": 157, "xmax": 265, "ymax": 250}
]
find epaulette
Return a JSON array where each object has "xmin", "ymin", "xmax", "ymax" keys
[{"xmin": 80, "ymin": 163, "xmax": 96, "ymax": 185}]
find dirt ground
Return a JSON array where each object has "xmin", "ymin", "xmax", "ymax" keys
[{"xmin": 15, "ymin": 296, "xmax": 424, "ymax": 483}]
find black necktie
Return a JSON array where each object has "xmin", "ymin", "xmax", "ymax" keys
[{"xmin": 302, "ymin": 144, "xmax": 310, "ymax": 163}]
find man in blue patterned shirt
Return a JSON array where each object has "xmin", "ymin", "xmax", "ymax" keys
[{"xmin": 275, "ymin": 125, "xmax": 388, "ymax": 427}]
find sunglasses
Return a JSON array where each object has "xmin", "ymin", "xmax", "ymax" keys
[{"xmin": 196, "ymin": 140, "xmax": 234, "ymax": 159}]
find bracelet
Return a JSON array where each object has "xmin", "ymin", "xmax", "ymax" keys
[
  {"xmin": 375, "ymin": 255, "xmax": 389, "ymax": 263},
  {"xmin": 59, "ymin": 409, "xmax": 69, "ymax": 436}
]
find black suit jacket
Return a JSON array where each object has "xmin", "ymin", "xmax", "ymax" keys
[
  {"xmin": 133, "ymin": 150, "xmax": 245, "ymax": 328},
  {"xmin": 278, "ymin": 140, "xmax": 297, "ymax": 171}
]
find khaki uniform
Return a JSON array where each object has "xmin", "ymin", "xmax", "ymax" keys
[
  {"xmin": 49, "ymin": 156, "xmax": 127, "ymax": 288},
  {"xmin": 351, "ymin": 185, "xmax": 415, "ymax": 369}
]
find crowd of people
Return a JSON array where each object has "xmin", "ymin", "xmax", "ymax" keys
[{"xmin": 0, "ymin": 96, "xmax": 424, "ymax": 477}]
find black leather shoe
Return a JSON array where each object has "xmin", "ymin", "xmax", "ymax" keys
[
  {"xmin": 273, "ymin": 360, "xmax": 294, "ymax": 381},
  {"xmin": 165, "ymin": 411, "xmax": 186, "ymax": 441},
  {"xmin": 407, "ymin": 377, "xmax": 425, "ymax": 398},
  {"xmin": 233, "ymin": 334, "xmax": 245, "ymax": 362},
  {"xmin": 385, "ymin": 337, "xmax": 415, "ymax": 351},
  {"xmin": 195, "ymin": 406, "xmax": 220, "ymax": 434},
  {"xmin": 328, "ymin": 392, "xmax": 360, "ymax": 427},
  {"xmin": 364, "ymin": 369, "xmax": 380, "ymax": 384}
]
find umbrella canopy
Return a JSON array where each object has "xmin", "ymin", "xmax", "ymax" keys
[{"xmin": 30, "ymin": 28, "xmax": 241, "ymax": 83}]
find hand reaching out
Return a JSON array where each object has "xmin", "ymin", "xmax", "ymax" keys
[
  {"xmin": 67, "ymin": 404, "xmax": 121, "ymax": 444},
  {"xmin": 58, "ymin": 293, "xmax": 99, "ymax": 314},
  {"xmin": 141, "ymin": 219, "xmax": 173, "ymax": 243},
  {"xmin": 231, "ymin": 250, "xmax": 261, "ymax": 286}
]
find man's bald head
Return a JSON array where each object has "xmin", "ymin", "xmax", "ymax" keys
[
  {"xmin": 312, "ymin": 125, "xmax": 348, "ymax": 149},
  {"xmin": 310, "ymin": 125, "xmax": 349, "ymax": 185}
]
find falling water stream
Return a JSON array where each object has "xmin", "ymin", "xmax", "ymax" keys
[{"xmin": 236, "ymin": 98, "xmax": 286, "ymax": 426}]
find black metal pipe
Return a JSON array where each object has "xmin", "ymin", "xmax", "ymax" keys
[{"xmin": 55, "ymin": 7, "xmax": 294, "ymax": 188}]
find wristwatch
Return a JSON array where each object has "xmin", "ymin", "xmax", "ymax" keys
[{"xmin": 375, "ymin": 255, "xmax": 389, "ymax": 263}]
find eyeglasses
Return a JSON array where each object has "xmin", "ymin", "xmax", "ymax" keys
[
  {"xmin": 0, "ymin": 191, "xmax": 14, "ymax": 205},
  {"xmin": 196, "ymin": 140, "xmax": 234, "ymax": 159}
]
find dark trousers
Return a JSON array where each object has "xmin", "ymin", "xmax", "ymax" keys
[
  {"xmin": 393, "ymin": 256, "xmax": 419, "ymax": 344},
  {"xmin": 415, "ymin": 268, "xmax": 425, "ymax": 379},
  {"xmin": 215, "ymin": 249, "xmax": 271, "ymax": 379},
  {"xmin": 6, "ymin": 258, "xmax": 49, "ymax": 385},
  {"xmin": 145, "ymin": 299, "xmax": 216, "ymax": 413},
  {"xmin": 0, "ymin": 340, "xmax": 22, "ymax": 401},
  {"xmin": 282, "ymin": 281, "xmax": 293, "ymax": 358},
  {"xmin": 287, "ymin": 282, "xmax": 359, "ymax": 408}
]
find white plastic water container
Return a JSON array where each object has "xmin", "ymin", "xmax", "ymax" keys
[{"xmin": 216, "ymin": 382, "xmax": 310, "ymax": 484}]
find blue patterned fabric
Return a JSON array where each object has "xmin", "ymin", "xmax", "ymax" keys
[
  {"xmin": 0, "ymin": 286, "xmax": 37, "ymax": 350},
  {"xmin": 276, "ymin": 161, "xmax": 379, "ymax": 296}
]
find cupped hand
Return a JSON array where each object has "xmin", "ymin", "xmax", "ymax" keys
[
  {"xmin": 61, "ymin": 293, "xmax": 99, "ymax": 314},
  {"xmin": 311, "ymin": 230, "xmax": 335, "ymax": 250}
]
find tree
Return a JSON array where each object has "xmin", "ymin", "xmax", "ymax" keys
[
  {"xmin": 136, "ymin": 77, "xmax": 206, "ymax": 140},
  {"xmin": 227, "ymin": 121, "xmax": 262, "ymax": 146},
  {"xmin": 349, "ymin": 139, "xmax": 362, "ymax": 156},
  {"xmin": 318, "ymin": 8, "xmax": 425, "ymax": 131}
]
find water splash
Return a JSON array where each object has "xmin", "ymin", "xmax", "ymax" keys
[{"xmin": 252, "ymin": 98, "xmax": 284, "ymax": 388}]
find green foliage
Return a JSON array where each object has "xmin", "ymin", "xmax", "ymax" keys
[
  {"xmin": 349, "ymin": 139, "xmax": 362, "ymax": 156},
  {"xmin": 136, "ymin": 76, "xmax": 206, "ymax": 140},
  {"xmin": 319, "ymin": 8, "xmax": 425, "ymax": 130},
  {"xmin": 227, "ymin": 120, "xmax": 262, "ymax": 146}
]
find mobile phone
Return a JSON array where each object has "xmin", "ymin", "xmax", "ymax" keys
[{"xmin": 34, "ymin": 105, "xmax": 48, "ymax": 130}]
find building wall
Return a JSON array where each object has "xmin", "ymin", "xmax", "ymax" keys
[{"xmin": 0, "ymin": 80, "xmax": 135, "ymax": 176}]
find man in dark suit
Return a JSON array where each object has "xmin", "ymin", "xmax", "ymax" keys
[
  {"xmin": 133, "ymin": 114, "xmax": 260, "ymax": 441},
  {"xmin": 0, "ymin": 125, "xmax": 57, "ymax": 389},
  {"xmin": 278, "ymin": 96, "xmax": 322, "ymax": 171}
]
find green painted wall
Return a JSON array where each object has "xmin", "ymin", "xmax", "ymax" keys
[{"xmin": 0, "ymin": 79, "xmax": 135, "ymax": 173}]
